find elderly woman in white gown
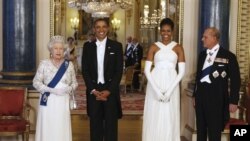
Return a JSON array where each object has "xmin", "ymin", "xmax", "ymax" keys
[{"xmin": 33, "ymin": 35, "xmax": 78, "ymax": 141}]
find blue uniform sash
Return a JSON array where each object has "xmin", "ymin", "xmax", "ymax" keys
[{"xmin": 40, "ymin": 60, "xmax": 69, "ymax": 106}]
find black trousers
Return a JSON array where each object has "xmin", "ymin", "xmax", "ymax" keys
[
  {"xmin": 132, "ymin": 70, "xmax": 140, "ymax": 89},
  {"xmin": 89, "ymin": 83, "xmax": 118, "ymax": 141},
  {"xmin": 195, "ymin": 83, "xmax": 224, "ymax": 141}
]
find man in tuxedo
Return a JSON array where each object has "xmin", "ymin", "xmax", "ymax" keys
[
  {"xmin": 81, "ymin": 18, "xmax": 123, "ymax": 141},
  {"xmin": 131, "ymin": 37, "xmax": 143, "ymax": 89},
  {"xmin": 124, "ymin": 36, "xmax": 133, "ymax": 68},
  {"xmin": 193, "ymin": 27, "xmax": 241, "ymax": 141}
]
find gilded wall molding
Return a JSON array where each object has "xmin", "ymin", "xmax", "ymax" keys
[
  {"xmin": 179, "ymin": 0, "xmax": 184, "ymax": 45},
  {"xmin": 236, "ymin": 0, "xmax": 250, "ymax": 82},
  {"xmin": 50, "ymin": 0, "xmax": 54, "ymax": 37}
]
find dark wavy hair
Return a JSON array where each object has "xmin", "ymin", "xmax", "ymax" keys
[{"xmin": 160, "ymin": 18, "xmax": 174, "ymax": 30}]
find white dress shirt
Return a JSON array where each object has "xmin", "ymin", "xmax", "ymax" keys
[
  {"xmin": 96, "ymin": 37, "xmax": 107, "ymax": 84},
  {"xmin": 200, "ymin": 44, "xmax": 220, "ymax": 83}
]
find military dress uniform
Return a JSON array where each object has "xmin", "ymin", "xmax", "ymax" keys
[{"xmin": 193, "ymin": 45, "xmax": 241, "ymax": 141}]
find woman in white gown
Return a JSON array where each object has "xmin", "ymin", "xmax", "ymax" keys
[
  {"xmin": 142, "ymin": 18, "xmax": 185, "ymax": 141},
  {"xmin": 33, "ymin": 35, "xmax": 78, "ymax": 141}
]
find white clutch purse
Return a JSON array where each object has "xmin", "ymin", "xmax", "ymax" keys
[{"xmin": 70, "ymin": 92, "xmax": 77, "ymax": 110}]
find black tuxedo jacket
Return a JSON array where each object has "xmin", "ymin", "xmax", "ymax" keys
[
  {"xmin": 81, "ymin": 38, "xmax": 123, "ymax": 118},
  {"xmin": 124, "ymin": 44, "xmax": 143, "ymax": 68},
  {"xmin": 131, "ymin": 44, "xmax": 143, "ymax": 69},
  {"xmin": 124, "ymin": 43, "xmax": 130, "ymax": 57},
  {"xmin": 124, "ymin": 43, "xmax": 133, "ymax": 67},
  {"xmin": 193, "ymin": 47, "xmax": 241, "ymax": 127}
]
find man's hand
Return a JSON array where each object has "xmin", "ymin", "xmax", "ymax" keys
[
  {"xmin": 229, "ymin": 104, "xmax": 238, "ymax": 113},
  {"xmin": 100, "ymin": 90, "xmax": 110, "ymax": 99},
  {"xmin": 192, "ymin": 98, "xmax": 195, "ymax": 108},
  {"xmin": 96, "ymin": 96, "xmax": 107, "ymax": 101},
  {"xmin": 92, "ymin": 90, "xmax": 106, "ymax": 101},
  {"xmin": 93, "ymin": 90, "xmax": 110, "ymax": 101}
]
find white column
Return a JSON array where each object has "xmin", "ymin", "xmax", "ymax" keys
[
  {"xmin": 229, "ymin": 0, "xmax": 238, "ymax": 53},
  {"xmin": 36, "ymin": 0, "xmax": 51, "ymax": 66},
  {"xmin": 181, "ymin": 0, "xmax": 199, "ymax": 140}
]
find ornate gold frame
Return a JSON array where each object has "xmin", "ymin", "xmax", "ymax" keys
[
  {"xmin": 50, "ymin": 0, "xmax": 66, "ymax": 37},
  {"xmin": 236, "ymin": 0, "xmax": 250, "ymax": 83},
  {"xmin": 50, "ymin": 0, "xmax": 54, "ymax": 37},
  {"xmin": 78, "ymin": 10, "xmax": 93, "ymax": 40},
  {"xmin": 179, "ymin": 0, "xmax": 184, "ymax": 45}
]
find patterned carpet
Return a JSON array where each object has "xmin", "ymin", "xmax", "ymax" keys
[{"xmin": 73, "ymin": 75, "xmax": 145, "ymax": 115}]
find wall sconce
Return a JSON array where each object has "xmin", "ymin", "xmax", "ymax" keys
[
  {"xmin": 111, "ymin": 18, "xmax": 121, "ymax": 31},
  {"xmin": 70, "ymin": 17, "xmax": 79, "ymax": 31},
  {"xmin": 70, "ymin": 17, "xmax": 79, "ymax": 41}
]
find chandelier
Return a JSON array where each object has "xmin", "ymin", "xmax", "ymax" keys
[
  {"xmin": 68, "ymin": 0, "xmax": 132, "ymax": 18},
  {"xmin": 140, "ymin": 5, "xmax": 163, "ymax": 29},
  {"xmin": 140, "ymin": 1, "xmax": 176, "ymax": 29}
]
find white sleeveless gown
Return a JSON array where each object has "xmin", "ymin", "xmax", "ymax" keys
[{"xmin": 142, "ymin": 41, "xmax": 180, "ymax": 141}]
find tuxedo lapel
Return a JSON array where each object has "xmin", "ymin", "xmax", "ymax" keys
[
  {"xmin": 124, "ymin": 44, "xmax": 128, "ymax": 55},
  {"xmin": 199, "ymin": 51, "xmax": 207, "ymax": 71},
  {"xmin": 196, "ymin": 51, "xmax": 207, "ymax": 80},
  {"xmin": 92, "ymin": 42, "xmax": 98, "ymax": 75},
  {"xmin": 104, "ymin": 39, "xmax": 111, "ymax": 72}
]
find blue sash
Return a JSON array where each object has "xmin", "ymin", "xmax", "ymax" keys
[
  {"xmin": 40, "ymin": 60, "xmax": 69, "ymax": 106},
  {"xmin": 200, "ymin": 65, "xmax": 212, "ymax": 79}
]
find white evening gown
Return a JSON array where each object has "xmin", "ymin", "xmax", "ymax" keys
[
  {"xmin": 33, "ymin": 59, "xmax": 78, "ymax": 141},
  {"xmin": 142, "ymin": 41, "xmax": 180, "ymax": 141}
]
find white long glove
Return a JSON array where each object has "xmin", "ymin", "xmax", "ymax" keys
[
  {"xmin": 44, "ymin": 86, "xmax": 72, "ymax": 96},
  {"xmin": 144, "ymin": 61, "xmax": 164, "ymax": 100},
  {"xmin": 163, "ymin": 62, "xmax": 185, "ymax": 102}
]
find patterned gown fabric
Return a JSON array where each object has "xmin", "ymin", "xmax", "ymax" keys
[{"xmin": 33, "ymin": 59, "xmax": 78, "ymax": 141}]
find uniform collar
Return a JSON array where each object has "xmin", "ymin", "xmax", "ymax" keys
[{"xmin": 207, "ymin": 44, "xmax": 219, "ymax": 54}]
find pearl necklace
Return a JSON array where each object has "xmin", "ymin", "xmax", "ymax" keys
[{"xmin": 51, "ymin": 59, "xmax": 63, "ymax": 68}]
